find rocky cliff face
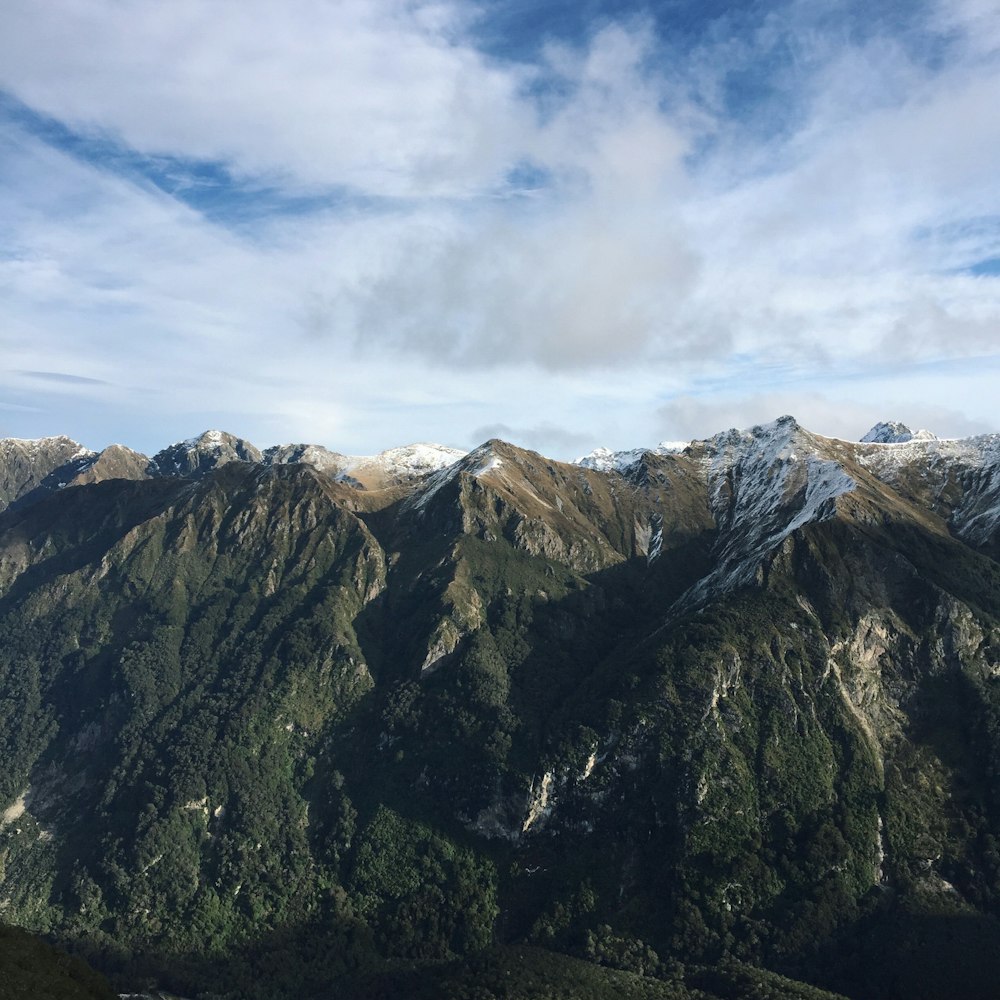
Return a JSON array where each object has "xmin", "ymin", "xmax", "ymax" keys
[{"xmin": 1, "ymin": 417, "xmax": 999, "ymax": 1000}]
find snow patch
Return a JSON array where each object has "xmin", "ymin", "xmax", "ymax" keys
[
  {"xmin": 862, "ymin": 421, "xmax": 917, "ymax": 444},
  {"xmin": 859, "ymin": 434, "xmax": 991, "ymax": 475},
  {"xmin": 182, "ymin": 429, "xmax": 225, "ymax": 450},
  {"xmin": 648, "ymin": 513, "xmax": 663, "ymax": 565},
  {"xmin": 674, "ymin": 417, "xmax": 856, "ymax": 611},
  {"xmin": 575, "ymin": 447, "xmax": 618, "ymax": 472},
  {"xmin": 405, "ymin": 461, "xmax": 463, "ymax": 512},
  {"xmin": 859, "ymin": 431, "xmax": 1000, "ymax": 544},
  {"xmin": 0, "ymin": 436, "xmax": 95, "ymax": 467},
  {"xmin": 574, "ymin": 440, "xmax": 689, "ymax": 473},
  {"xmin": 264, "ymin": 443, "xmax": 346, "ymax": 474},
  {"xmin": 474, "ymin": 455, "xmax": 503, "ymax": 477},
  {"xmin": 339, "ymin": 442, "xmax": 466, "ymax": 481},
  {"xmin": 403, "ymin": 443, "xmax": 499, "ymax": 512},
  {"xmin": 876, "ymin": 813, "xmax": 888, "ymax": 885}
]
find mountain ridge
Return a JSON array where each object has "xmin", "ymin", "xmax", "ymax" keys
[
  {"xmin": 1, "ymin": 414, "xmax": 1000, "ymax": 999},
  {"xmin": 3, "ymin": 414, "xmax": 991, "ymax": 503}
]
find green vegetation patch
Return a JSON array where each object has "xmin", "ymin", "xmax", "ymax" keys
[{"xmin": 0, "ymin": 923, "xmax": 116, "ymax": 1000}]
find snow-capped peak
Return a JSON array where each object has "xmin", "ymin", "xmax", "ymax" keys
[
  {"xmin": 262, "ymin": 441, "xmax": 466, "ymax": 487},
  {"xmin": 861, "ymin": 421, "xmax": 912, "ymax": 444},
  {"xmin": 163, "ymin": 430, "xmax": 230, "ymax": 453},
  {"xmin": 401, "ymin": 441, "xmax": 510, "ymax": 513},
  {"xmin": 348, "ymin": 443, "xmax": 467, "ymax": 479},
  {"xmin": 574, "ymin": 440, "xmax": 689, "ymax": 473},
  {"xmin": 861, "ymin": 421, "xmax": 937, "ymax": 445},
  {"xmin": 0, "ymin": 435, "xmax": 94, "ymax": 458},
  {"xmin": 190, "ymin": 429, "xmax": 223, "ymax": 448},
  {"xmin": 150, "ymin": 431, "xmax": 263, "ymax": 476},
  {"xmin": 574, "ymin": 447, "xmax": 616, "ymax": 472},
  {"xmin": 668, "ymin": 415, "xmax": 857, "ymax": 615}
]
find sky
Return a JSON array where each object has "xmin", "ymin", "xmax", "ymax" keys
[{"xmin": 1, "ymin": 0, "xmax": 999, "ymax": 459}]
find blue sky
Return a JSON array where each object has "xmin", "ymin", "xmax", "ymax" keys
[{"xmin": 1, "ymin": 0, "xmax": 999, "ymax": 457}]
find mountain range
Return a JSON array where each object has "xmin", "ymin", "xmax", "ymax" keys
[{"xmin": 2, "ymin": 416, "xmax": 1000, "ymax": 1000}]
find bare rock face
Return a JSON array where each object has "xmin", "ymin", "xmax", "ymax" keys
[{"xmin": 69, "ymin": 444, "xmax": 152, "ymax": 486}]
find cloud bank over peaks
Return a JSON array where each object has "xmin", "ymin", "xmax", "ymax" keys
[{"xmin": 0, "ymin": 0, "xmax": 998, "ymax": 450}]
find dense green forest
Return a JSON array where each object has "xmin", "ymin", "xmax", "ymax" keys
[
  {"xmin": 0, "ymin": 923, "xmax": 115, "ymax": 1000},
  {"xmin": 2, "ymin": 425, "xmax": 1000, "ymax": 998}
]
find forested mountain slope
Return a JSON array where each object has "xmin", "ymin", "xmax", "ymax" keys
[{"xmin": 1, "ymin": 417, "xmax": 999, "ymax": 1000}]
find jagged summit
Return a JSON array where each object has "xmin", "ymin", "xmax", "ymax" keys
[
  {"xmin": 574, "ymin": 415, "xmax": 808, "ymax": 475},
  {"xmin": 861, "ymin": 420, "xmax": 938, "ymax": 444},
  {"xmin": 147, "ymin": 431, "xmax": 464, "ymax": 488},
  {"xmin": 403, "ymin": 440, "xmax": 512, "ymax": 514},
  {"xmin": 575, "ymin": 440, "xmax": 689, "ymax": 473},
  {"xmin": 285, "ymin": 441, "xmax": 468, "ymax": 490},
  {"xmin": 264, "ymin": 443, "xmax": 348, "ymax": 475},
  {"xmin": 862, "ymin": 420, "xmax": 913, "ymax": 443},
  {"xmin": 72, "ymin": 443, "xmax": 152, "ymax": 486},
  {"xmin": 346, "ymin": 442, "xmax": 467, "ymax": 485},
  {"xmin": 151, "ymin": 430, "xmax": 264, "ymax": 478},
  {"xmin": 3, "ymin": 416, "xmax": 998, "ymax": 535},
  {"xmin": 262, "ymin": 441, "xmax": 466, "ymax": 488},
  {"xmin": 0, "ymin": 433, "xmax": 92, "ymax": 454}
]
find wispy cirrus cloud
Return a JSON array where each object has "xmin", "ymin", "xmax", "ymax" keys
[{"xmin": 19, "ymin": 371, "xmax": 109, "ymax": 385}]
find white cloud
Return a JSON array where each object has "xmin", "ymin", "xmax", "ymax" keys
[
  {"xmin": 931, "ymin": 0, "xmax": 1000, "ymax": 56},
  {"xmin": 0, "ymin": 0, "xmax": 999, "ymax": 452},
  {"xmin": 0, "ymin": 0, "xmax": 532, "ymax": 196}
]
